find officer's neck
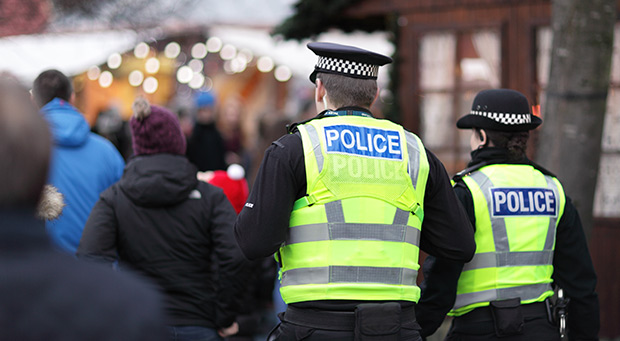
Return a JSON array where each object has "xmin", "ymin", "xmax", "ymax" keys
[{"xmin": 319, "ymin": 106, "xmax": 374, "ymax": 118}]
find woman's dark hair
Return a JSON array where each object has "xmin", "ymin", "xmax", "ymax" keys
[{"xmin": 476, "ymin": 128, "xmax": 529, "ymax": 161}]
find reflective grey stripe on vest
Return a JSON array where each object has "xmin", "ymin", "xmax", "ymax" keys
[
  {"xmin": 305, "ymin": 124, "xmax": 324, "ymax": 173},
  {"xmin": 405, "ymin": 133, "xmax": 421, "ymax": 190},
  {"xmin": 281, "ymin": 266, "xmax": 418, "ymax": 287},
  {"xmin": 544, "ymin": 176, "xmax": 559, "ymax": 250},
  {"xmin": 284, "ymin": 200, "xmax": 420, "ymax": 287},
  {"xmin": 287, "ymin": 203, "xmax": 420, "ymax": 246},
  {"xmin": 463, "ymin": 251, "xmax": 554, "ymax": 270},
  {"xmin": 453, "ymin": 282, "xmax": 553, "ymax": 309}
]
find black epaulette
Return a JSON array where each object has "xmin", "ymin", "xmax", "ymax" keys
[
  {"xmin": 527, "ymin": 160, "xmax": 557, "ymax": 178},
  {"xmin": 286, "ymin": 110, "xmax": 334, "ymax": 134},
  {"xmin": 452, "ymin": 161, "xmax": 490, "ymax": 183}
]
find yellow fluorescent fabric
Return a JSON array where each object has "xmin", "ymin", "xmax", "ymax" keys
[
  {"xmin": 279, "ymin": 115, "xmax": 429, "ymax": 304},
  {"xmin": 449, "ymin": 164, "xmax": 565, "ymax": 316}
]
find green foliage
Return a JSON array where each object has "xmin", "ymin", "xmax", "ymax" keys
[{"xmin": 273, "ymin": 0, "xmax": 370, "ymax": 40}]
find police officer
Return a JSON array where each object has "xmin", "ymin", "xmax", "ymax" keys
[
  {"xmin": 415, "ymin": 89, "xmax": 600, "ymax": 340},
  {"xmin": 234, "ymin": 42, "xmax": 475, "ymax": 340}
]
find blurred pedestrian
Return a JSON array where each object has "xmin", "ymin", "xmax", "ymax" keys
[
  {"xmin": 78, "ymin": 97, "xmax": 246, "ymax": 341},
  {"xmin": 416, "ymin": 89, "xmax": 600, "ymax": 340},
  {"xmin": 0, "ymin": 77, "xmax": 167, "ymax": 340},
  {"xmin": 234, "ymin": 42, "xmax": 475, "ymax": 340},
  {"xmin": 198, "ymin": 164, "xmax": 277, "ymax": 341},
  {"xmin": 31, "ymin": 69, "xmax": 125, "ymax": 254},
  {"xmin": 187, "ymin": 90, "xmax": 228, "ymax": 171}
]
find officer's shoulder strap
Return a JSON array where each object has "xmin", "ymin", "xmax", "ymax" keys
[
  {"xmin": 452, "ymin": 161, "xmax": 490, "ymax": 183},
  {"xmin": 286, "ymin": 111, "xmax": 333, "ymax": 134},
  {"xmin": 526, "ymin": 159, "xmax": 558, "ymax": 178}
]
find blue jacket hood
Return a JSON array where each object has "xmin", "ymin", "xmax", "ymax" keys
[{"xmin": 41, "ymin": 98, "xmax": 90, "ymax": 147}]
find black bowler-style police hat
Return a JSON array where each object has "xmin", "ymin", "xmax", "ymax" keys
[
  {"xmin": 307, "ymin": 42, "xmax": 392, "ymax": 83},
  {"xmin": 456, "ymin": 89, "xmax": 543, "ymax": 132}
]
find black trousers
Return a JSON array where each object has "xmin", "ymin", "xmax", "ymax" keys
[
  {"xmin": 268, "ymin": 305, "xmax": 423, "ymax": 341},
  {"xmin": 268, "ymin": 321, "xmax": 423, "ymax": 341},
  {"xmin": 445, "ymin": 303, "xmax": 560, "ymax": 341}
]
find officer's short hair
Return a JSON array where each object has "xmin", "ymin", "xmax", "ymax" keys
[
  {"xmin": 316, "ymin": 72, "xmax": 377, "ymax": 109},
  {"xmin": 32, "ymin": 69, "xmax": 73, "ymax": 108},
  {"xmin": 0, "ymin": 77, "xmax": 51, "ymax": 207}
]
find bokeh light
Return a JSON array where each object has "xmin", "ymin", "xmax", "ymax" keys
[
  {"xmin": 206, "ymin": 37, "xmax": 223, "ymax": 53},
  {"xmin": 274, "ymin": 65, "xmax": 292, "ymax": 82},
  {"xmin": 134, "ymin": 42, "xmax": 150, "ymax": 59},
  {"xmin": 164, "ymin": 42, "xmax": 181, "ymax": 59},
  {"xmin": 145, "ymin": 57, "xmax": 160, "ymax": 74},
  {"xmin": 128, "ymin": 70, "xmax": 144, "ymax": 87},
  {"xmin": 188, "ymin": 59, "xmax": 204, "ymax": 73},
  {"xmin": 87, "ymin": 66, "xmax": 101, "ymax": 80},
  {"xmin": 107, "ymin": 53, "xmax": 122, "ymax": 69},
  {"xmin": 98, "ymin": 71, "xmax": 113, "ymax": 88},
  {"xmin": 176, "ymin": 66, "xmax": 193, "ymax": 83},
  {"xmin": 143, "ymin": 77, "xmax": 158, "ymax": 93},
  {"xmin": 188, "ymin": 73, "xmax": 205, "ymax": 89},
  {"xmin": 257, "ymin": 56, "xmax": 274, "ymax": 72},
  {"xmin": 191, "ymin": 42, "xmax": 208, "ymax": 59},
  {"xmin": 219, "ymin": 44, "xmax": 237, "ymax": 61}
]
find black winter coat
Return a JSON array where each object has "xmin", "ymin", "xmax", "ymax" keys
[{"xmin": 77, "ymin": 154, "xmax": 245, "ymax": 328}]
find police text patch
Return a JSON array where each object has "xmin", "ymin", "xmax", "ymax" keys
[
  {"xmin": 490, "ymin": 188, "xmax": 557, "ymax": 217},
  {"xmin": 323, "ymin": 124, "xmax": 402, "ymax": 160}
]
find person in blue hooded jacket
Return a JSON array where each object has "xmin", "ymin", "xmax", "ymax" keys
[{"xmin": 32, "ymin": 69, "xmax": 124, "ymax": 254}]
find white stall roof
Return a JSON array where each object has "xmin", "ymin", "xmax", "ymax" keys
[
  {"xmin": 0, "ymin": 26, "xmax": 393, "ymax": 86},
  {"xmin": 0, "ymin": 30, "xmax": 138, "ymax": 85}
]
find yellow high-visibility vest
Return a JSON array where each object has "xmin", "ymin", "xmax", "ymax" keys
[
  {"xmin": 278, "ymin": 113, "xmax": 429, "ymax": 304},
  {"xmin": 450, "ymin": 164, "xmax": 566, "ymax": 316}
]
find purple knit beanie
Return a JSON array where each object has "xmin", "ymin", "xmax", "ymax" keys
[{"xmin": 130, "ymin": 97, "xmax": 186, "ymax": 156}]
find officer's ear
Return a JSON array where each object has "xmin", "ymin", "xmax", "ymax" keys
[
  {"xmin": 475, "ymin": 128, "xmax": 488, "ymax": 149},
  {"xmin": 315, "ymin": 79, "xmax": 326, "ymax": 102},
  {"xmin": 315, "ymin": 79, "xmax": 329, "ymax": 112},
  {"xmin": 371, "ymin": 86, "xmax": 380, "ymax": 108}
]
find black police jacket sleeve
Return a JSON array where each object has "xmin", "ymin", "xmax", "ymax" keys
[
  {"xmin": 234, "ymin": 134, "xmax": 304, "ymax": 260},
  {"xmin": 551, "ymin": 197, "xmax": 600, "ymax": 340},
  {"xmin": 419, "ymin": 149, "xmax": 475, "ymax": 261},
  {"xmin": 416, "ymin": 181, "xmax": 473, "ymax": 337}
]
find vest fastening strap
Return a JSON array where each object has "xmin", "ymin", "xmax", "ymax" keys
[
  {"xmin": 281, "ymin": 266, "xmax": 418, "ymax": 287},
  {"xmin": 287, "ymin": 222, "xmax": 421, "ymax": 245},
  {"xmin": 463, "ymin": 251, "xmax": 554, "ymax": 271},
  {"xmin": 454, "ymin": 282, "xmax": 552, "ymax": 309}
]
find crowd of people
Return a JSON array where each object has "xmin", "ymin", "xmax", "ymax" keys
[{"xmin": 0, "ymin": 41, "xmax": 599, "ymax": 341}]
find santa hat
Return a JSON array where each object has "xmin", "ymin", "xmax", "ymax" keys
[{"xmin": 199, "ymin": 164, "xmax": 248, "ymax": 214}]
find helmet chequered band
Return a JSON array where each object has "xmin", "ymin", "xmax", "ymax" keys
[
  {"xmin": 470, "ymin": 110, "xmax": 532, "ymax": 125},
  {"xmin": 316, "ymin": 56, "xmax": 379, "ymax": 78}
]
